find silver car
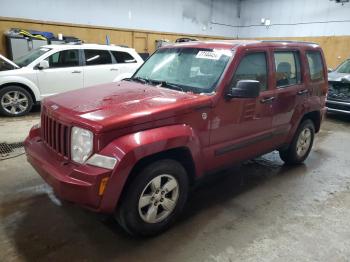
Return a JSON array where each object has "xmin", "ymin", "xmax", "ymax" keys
[{"xmin": 327, "ymin": 59, "xmax": 350, "ymax": 115}]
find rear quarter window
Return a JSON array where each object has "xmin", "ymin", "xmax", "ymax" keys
[
  {"xmin": 111, "ymin": 51, "xmax": 136, "ymax": 63},
  {"xmin": 306, "ymin": 51, "xmax": 325, "ymax": 81}
]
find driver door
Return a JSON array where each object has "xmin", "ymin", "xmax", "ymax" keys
[
  {"xmin": 206, "ymin": 50, "xmax": 275, "ymax": 171},
  {"xmin": 36, "ymin": 49, "xmax": 84, "ymax": 97}
]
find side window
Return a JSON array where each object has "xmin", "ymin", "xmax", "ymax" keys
[
  {"xmin": 306, "ymin": 51, "xmax": 325, "ymax": 81},
  {"xmin": 84, "ymin": 49, "xmax": 112, "ymax": 66},
  {"xmin": 45, "ymin": 49, "xmax": 80, "ymax": 68},
  {"xmin": 232, "ymin": 52, "xmax": 268, "ymax": 91},
  {"xmin": 111, "ymin": 51, "xmax": 136, "ymax": 63},
  {"xmin": 274, "ymin": 51, "xmax": 301, "ymax": 87}
]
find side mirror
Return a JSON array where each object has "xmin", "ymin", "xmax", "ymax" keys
[
  {"xmin": 328, "ymin": 68, "xmax": 333, "ymax": 73},
  {"xmin": 228, "ymin": 80, "xmax": 261, "ymax": 99},
  {"xmin": 37, "ymin": 60, "xmax": 49, "ymax": 70}
]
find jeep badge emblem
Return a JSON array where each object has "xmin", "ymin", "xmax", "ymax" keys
[
  {"xmin": 51, "ymin": 104, "xmax": 59, "ymax": 110},
  {"xmin": 202, "ymin": 112, "xmax": 207, "ymax": 120}
]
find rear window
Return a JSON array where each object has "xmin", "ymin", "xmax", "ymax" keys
[
  {"xmin": 111, "ymin": 51, "xmax": 136, "ymax": 63},
  {"xmin": 306, "ymin": 51, "xmax": 324, "ymax": 81},
  {"xmin": 84, "ymin": 49, "xmax": 112, "ymax": 65}
]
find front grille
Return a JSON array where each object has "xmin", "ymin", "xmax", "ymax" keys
[{"xmin": 42, "ymin": 112, "xmax": 70, "ymax": 158}]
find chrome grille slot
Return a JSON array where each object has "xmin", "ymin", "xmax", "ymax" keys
[{"xmin": 41, "ymin": 112, "xmax": 70, "ymax": 158}]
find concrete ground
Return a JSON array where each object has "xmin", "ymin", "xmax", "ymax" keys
[{"xmin": 0, "ymin": 110, "xmax": 350, "ymax": 262}]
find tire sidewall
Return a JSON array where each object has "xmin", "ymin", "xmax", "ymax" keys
[
  {"xmin": 118, "ymin": 159, "xmax": 189, "ymax": 236},
  {"xmin": 0, "ymin": 86, "xmax": 33, "ymax": 117}
]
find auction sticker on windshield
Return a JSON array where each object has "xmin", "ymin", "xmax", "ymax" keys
[{"xmin": 196, "ymin": 51, "xmax": 222, "ymax": 60}]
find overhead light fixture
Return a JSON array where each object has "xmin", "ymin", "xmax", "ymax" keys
[{"xmin": 330, "ymin": 0, "xmax": 349, "ymax": 5}]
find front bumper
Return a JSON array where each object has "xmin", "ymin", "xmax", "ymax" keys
[
  {"xmin": 24, "ymin": 128, "xmax": 111, "ymax": 211},
  {"xmin": 326, "ymin": 99, "xmax": 350, "ymax": 115}
]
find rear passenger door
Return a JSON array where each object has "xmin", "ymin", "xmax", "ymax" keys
[
  {"xmin": 271, "ymin": 50, "xmax": 306, "ymax": 145},
  {"xmin": 83, "ymin": 49, "xmax": 118, "ymax": 87}
]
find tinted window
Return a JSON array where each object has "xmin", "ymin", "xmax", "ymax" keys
[
  {"xmin": 306, "ymin": 51, "xmax": 324, "ymax": 81},
  {"xmin": 84, "ymin": 49, "xmax": 112, "ymax": 65},
  {"xmin": 274, "ymin": 51, "xmax": 301, "ymax": 87},
  {"xmin": 232, "ymin": 52, "xmax": 268, "ymax": 91},
  {"xmin": 111, "ymin": 51, "xmax": 136, "ymax": 63},
  {"xmin": 336, "ymin": 59, "xmax": 350, "ymax": 74},
  {"xmin": 45, "ymin": 49, "xmax": 80, "ymax": 68}
]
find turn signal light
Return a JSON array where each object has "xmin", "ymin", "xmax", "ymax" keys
[{"xmin": 99, "ymin": 177, "xmax": 109, "ymax": 196}]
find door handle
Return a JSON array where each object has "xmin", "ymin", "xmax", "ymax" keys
[
  {"xmin": 110, "ymin": 68, "xmax": 119, "ymax": 71},
  {"xmin": 297, "ymin": 89, "xmax": 309, "ymax": 95},
  {"xmin": 260, "ymin": 96, "xmax": 275, "ymax": 104},
  {"xmin": 72, "ymin": 70, "xmax": 82, "ymax": 74}
]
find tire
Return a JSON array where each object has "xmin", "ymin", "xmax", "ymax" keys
[
  {"xmin": 279, "ymin": 119, "xmax": 315, "ymax": 165},
  {"xmin": 115, "ymin": 159, "xmax": 189, "ymax": 237},
  {"xmin": 0, "ymin": 86, "xmax": 33, "ymax": 117}
]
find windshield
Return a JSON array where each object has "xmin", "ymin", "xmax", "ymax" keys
[
  {"xmin": 133, "ymin": 47, "xmax": 233, "ymax": 93},
  {"xmin": 336, "ymin": 59, "xmax": 350, "ymax": 74},
  {"xmin": 13, "ymin": 47, "xmax": 51, "ymax": 67}
]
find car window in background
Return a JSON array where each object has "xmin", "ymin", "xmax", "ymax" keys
[
  {"xmin": 111, "ymin": 51, "xmax": 136, "ymax": 63},
  {"xmin": 336, "ymin": 59, "xmax": 350, "ymax": 74},
  {"xmin": 232, "ymin": 52, "xmax": 268, "ymax": 91},
  {"xmin": 133, "ymin": 47, "xmax": 233, "ymax": 94},
  {"xmin": 274, "ymin": 51, "xmax": 301, "ymax": 87},
  {"xmin": 45, "ymin": 49, "xmax": 80, "ymax": 68},
  {"xmin": 306, "ymin": 51, "xmax": 324, "ymax": 81},
  {"xmin": 14, "ymin": 47, "xmax": 51, "ymax": 67},
  {"xmin": 84, "ymin": 49, "xmax": 112, "ymax": 65}
]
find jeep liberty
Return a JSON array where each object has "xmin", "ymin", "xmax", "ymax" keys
[{"xmin": 25, "ymin": 40, "xmax": 328, "ymax": 236}]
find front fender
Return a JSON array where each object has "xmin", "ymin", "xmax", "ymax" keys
[
  {"xmin": 97, "ymin": 124, "xmax": 202, "ymax": 213},
  {"xmin": 0, "ymin": 75, "xmax": 41, "ymax": 101}
]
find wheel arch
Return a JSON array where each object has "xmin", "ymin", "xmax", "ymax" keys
[
  {"xmin": 300, "ymin": 110, "xmax": 321, "ymax": 133},
  {"xmin": 97, "ymin": 124, "xmax": 203, "ymax": 213},
  {"xmin": 0, "ymin": 82, "xmax": 38, "ymax": 104}
]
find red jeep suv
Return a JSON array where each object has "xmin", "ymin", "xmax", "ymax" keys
[{"xmin": 25, "ymin": 40, "xmax": 328, "ymax": 236}]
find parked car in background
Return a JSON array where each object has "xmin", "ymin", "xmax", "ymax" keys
[
  {"xmin": 25, "ymin": 40, "xmax": 327, "ymax": 236},
  {"xmin": 327, "ymin": 58, "xmax": 350, "ymax": 115},
  {"xmin": 0, "ymin": 44, "xmax": 143, "ymax": 116}
]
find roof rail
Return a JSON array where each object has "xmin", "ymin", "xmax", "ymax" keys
[{"xmin": 261, "ymin": 40, "xmax": 318, "ymax": 45}]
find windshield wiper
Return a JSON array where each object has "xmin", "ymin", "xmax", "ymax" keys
[
  {"xmin": 130, "ymin": 76, "xmax": 149, "ymax": 84},
  {"xmin": 150, "ymin": 80, "xmax": 185, "ymax": 92}
]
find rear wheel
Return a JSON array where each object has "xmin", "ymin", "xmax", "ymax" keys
[
  {"xmin": 115, "ymin": 159, "xmax": 189, "ymax": 236},
  {"xmin": 0, "ymin": 86, "xmax": 33, "ymax": 117},
  {"xmin": 279, "ymin": 119, "xmax": 315, "ymax": 165}
]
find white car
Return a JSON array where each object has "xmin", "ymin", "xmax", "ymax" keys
[{"xmin": 0, "ymin": 44, "xmax": 143, "ymax": 116}]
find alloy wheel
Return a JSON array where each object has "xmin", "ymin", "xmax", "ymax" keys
[
  {"xmin": 138, "ymin": 174, "xmax": 179, "ymax": 224},
  {"xmin": 1, "ymin": 91, "xmax": 29, "ymax": 115},
  {"xmin": 296, "ymin": 127, "xmax": 312, "ymax": 158}
]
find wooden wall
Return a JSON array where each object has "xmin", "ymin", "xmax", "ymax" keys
[
  {"xmin": 0, "ymin": 17, "xmax": 231, "ymax": 59},
  {"xmin": 1, "ymin": 17, "xmax": 349, "ymax": 68},
  {"xmin": 249, "ymin": 36, "xmax": 350, "ymax": 69}
]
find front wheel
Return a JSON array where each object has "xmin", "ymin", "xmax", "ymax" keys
[
  {"xmin": 279, "ymin": 119, "xmax": 315, "ymax": 165},
  {"xmin": 0, "ymin": 86, "xmax": 33, "ymax": 117},
  {"xmin": 115, "ymin": 159, "xmax": 189, "ymax": 236}
]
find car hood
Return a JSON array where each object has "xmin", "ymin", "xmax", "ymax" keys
[
  {"xmin": 0, "ymin": 54, "xmax": 19, "ymax": 71},
  {"xmin": 328, "ymin": 71, "xmax": 350, "ymax": 83},
  {"xmin": 44, "ymin": 81, "xmax": 211, "ymax": 133}
]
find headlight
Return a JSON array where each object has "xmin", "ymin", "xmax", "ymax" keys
[
  {"xmin": 71, "ymin": 127, "xmax": 93, "ymax": 164},
  {"xmin": 86, "ymin": 154, "xmax": 117, "ymax": 170}
]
